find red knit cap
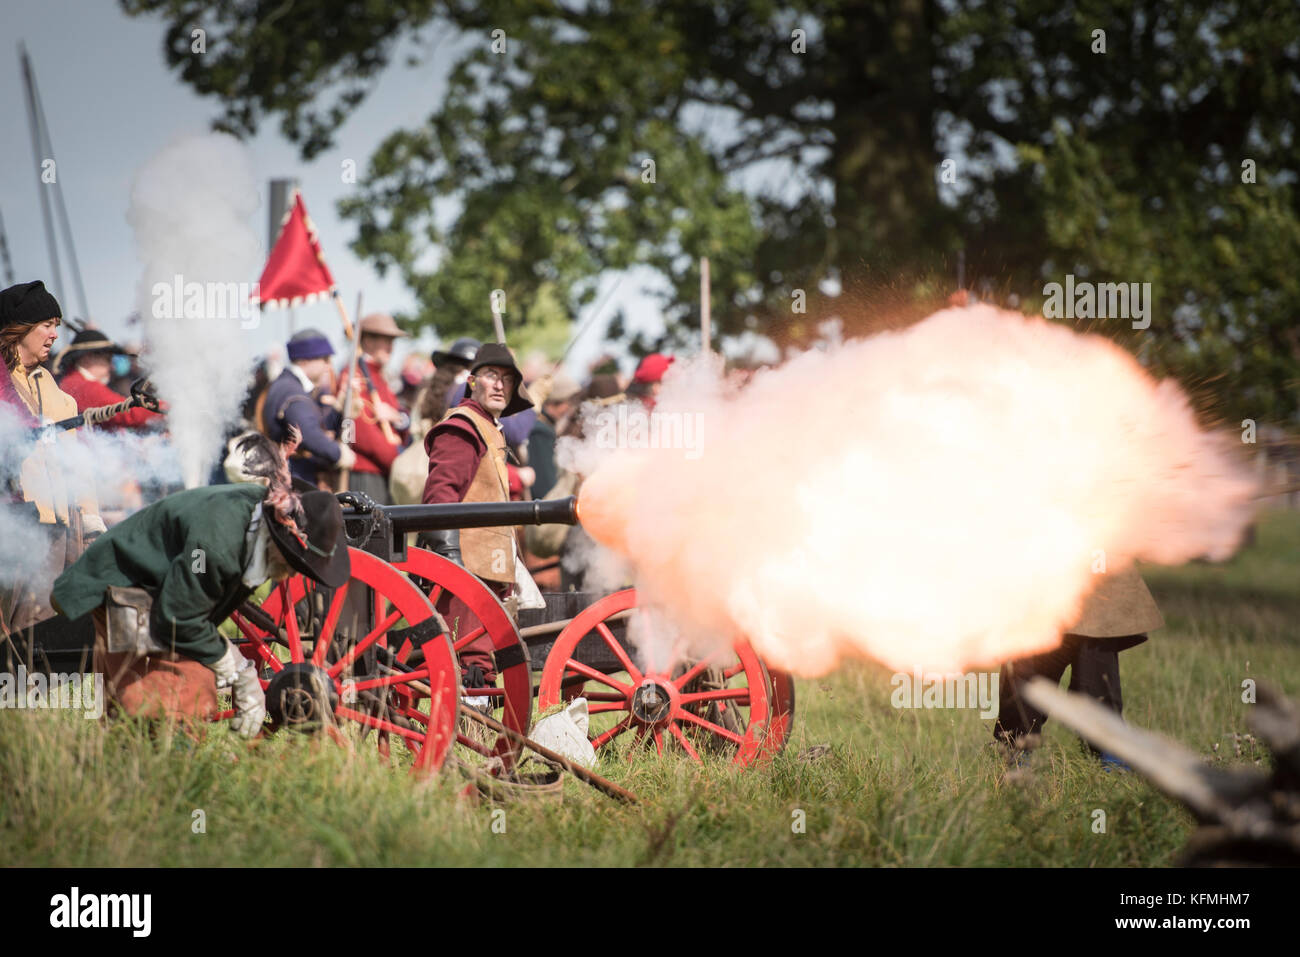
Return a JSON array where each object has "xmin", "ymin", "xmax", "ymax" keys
[{"xmin": 633, "ymin": 353, "xmax": 674, "ymax": 384}]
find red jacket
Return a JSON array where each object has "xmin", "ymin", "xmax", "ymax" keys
[
  {"xmin": 422, "ymin": 399, "xmax": 524, "ymax": 504},
  {"xmin": 58, "ymin": 370, "xmax": 164, "ymax": 431},
  {"xmin": 339, "ymin": 357, "xmax": 408, "ymax": 477}
]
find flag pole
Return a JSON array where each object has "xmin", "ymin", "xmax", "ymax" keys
[{"xmin": 334, "ymin": 290, "xmax": 356, "ymax": 342}]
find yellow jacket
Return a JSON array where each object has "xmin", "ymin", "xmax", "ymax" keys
[{"xmin": 9, "ymin": 364, "xmax": 102, "ymax": 528}]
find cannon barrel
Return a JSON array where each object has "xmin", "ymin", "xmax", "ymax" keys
[
  {"xmin": 380, "ymin": 495, "xmax": 579, "ymax": 534},
  {"xmin": 338, "ymin": 494, "xmax": 579, "ymax": 562}
]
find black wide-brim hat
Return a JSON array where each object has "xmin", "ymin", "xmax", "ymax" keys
[
  {"xmin": 432, "ymin": 336, "xmax": 482, "ymax": 367},
  {"xmin": 52, "ymin": 329, "xmax": 125, "ymax": 376},
  {"xmin": 469, "ymin": 342, "xmax": 533, "ymax": 418},
  {"xmin": 264, "ymin": 490, "xmax": 352, "ymax": 588}
]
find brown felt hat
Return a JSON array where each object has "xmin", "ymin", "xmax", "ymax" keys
[
  {"xmin": 358, "ymin": 313, "xmax": 409, "ymax": 339},
  {"xmin": 544, "ymin": 372, "xmax": 582, "ymax": 405}
]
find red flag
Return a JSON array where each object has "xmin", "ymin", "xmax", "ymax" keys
[{"xmin": 252, "ymin": 191, "xmax": 337, "ymax": 308}]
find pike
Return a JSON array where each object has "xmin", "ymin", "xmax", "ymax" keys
[
  {"xmin": 335, "ymin": 290, "xmax": 364, "ymax": 492},
  {"xmin": 490, "ymin": 289, "xmax": 506, "ymax": 345}
]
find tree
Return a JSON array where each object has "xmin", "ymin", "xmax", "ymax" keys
[
  {"xmin": 124, "ymin": 0, "xmax": 1300, "ymax": 416},
  {"xmin": 943, "ymin": 1, "xmax": 1300, "ymax": 419}
]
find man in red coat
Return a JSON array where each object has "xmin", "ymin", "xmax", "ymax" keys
[
  {"xmin": 54, "ymin": 330, "xmax": 163, "ymax": 432},
  {"xmin": 337, "ymin": 313, "xmax": 410, "ymax": 505},
  {"xmin": 420, "ymin": 343, "xmax": 533, "ymax": 697}
]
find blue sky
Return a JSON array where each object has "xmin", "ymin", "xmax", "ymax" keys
[{"xmin": 0, "ymin": 0, "xmax": 669, "ymax": 373}]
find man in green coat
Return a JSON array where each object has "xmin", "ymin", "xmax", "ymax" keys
[{"xmin": 51, "ymin": 482, "xmax": 350, "ymax": 735}]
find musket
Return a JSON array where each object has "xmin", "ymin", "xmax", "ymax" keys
[{"xmin": 28, "ymin": 378, "xmax": 161, "ymax": 440}]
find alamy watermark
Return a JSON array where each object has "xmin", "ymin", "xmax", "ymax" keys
[
  {"xmin": 151, "ymin": 274, "xmax": 261, "ymax": 329},
  {"xmin": 593, "ymin": 406, "xmax": 705, "ymax": 460},
  {"xmin": 1042, "ymin": 274, "xmax": 1151, "ymax": 330},
  {"xmin": 1, "ymin": 666, "xmax": 104, "ymax": 719},
  {"xmin": 50, "ymin": 887, "xmax": 151, "ymax": 937},
  {"xmin": 890, "ymin": 670, "xmax": 999, "ymax": 719}
]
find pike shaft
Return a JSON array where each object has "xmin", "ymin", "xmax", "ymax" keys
[{"xmin": 459, "ymin": 704, "xmax": 640, "ymax": 805}]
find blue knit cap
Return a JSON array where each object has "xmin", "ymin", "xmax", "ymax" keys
[{"xmin": 286, "ymin": 328, "xmax": 334, "ymax": 361}]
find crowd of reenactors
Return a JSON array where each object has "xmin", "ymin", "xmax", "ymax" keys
[
  {"xmin": 1, "ymin": 278, "xmax": 1166, "ymax": 768},
  {"xmin": 0, "ymin": 278, "xmax": 675, "ymax": 730}
]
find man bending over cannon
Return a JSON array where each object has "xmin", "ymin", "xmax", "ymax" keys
[
  {"xmin": 419, "ymin": 343, "xmax": 534, "ymax": 697},
  {"xmin": 50, "ymin": 447, "xmax": 350, "ymax": 734}
]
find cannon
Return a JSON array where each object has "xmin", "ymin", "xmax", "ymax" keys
[
  {"xmin": 10, "ymin": 489, "xmax": 795, "ymax": 777},
  {"xmin": 335, "ymin": 492, "xmax": 794, "ymax": 768}
]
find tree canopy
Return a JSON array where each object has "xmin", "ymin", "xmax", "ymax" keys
[{"xmin": 123, "ymin": 0, "xmax": 1300, "ymax": 418}]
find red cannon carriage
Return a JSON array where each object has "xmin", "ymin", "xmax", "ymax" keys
[
  {"xmin": 224, "ymin": 492, "xmax": 795, "ymax": 775},
  {"xmin": 9, "ymin": 491, "xmax": 794, "ymax": 779}
]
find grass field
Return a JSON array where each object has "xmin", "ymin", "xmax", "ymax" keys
[{"xmin": 2, "ymin": 511, "xmax": 1296, "ymax": 867}]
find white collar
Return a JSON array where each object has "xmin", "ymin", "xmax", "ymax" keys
[
  {"xmin": 241, "ymin": 504, "xmax": 274, "ymax": 588},
  {"xmin": 288, "ymin": 363, "xmax": 316, "ymax": 393}
]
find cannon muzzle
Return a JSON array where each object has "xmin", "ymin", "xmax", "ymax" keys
[{"xmin": 382, "ymin": 496, "xmax": 579, "ymax": 534}]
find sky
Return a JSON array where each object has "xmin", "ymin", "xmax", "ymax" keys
[{"xmin": 0, "ymin": 0, "xmax": 676, "ymax": 376}]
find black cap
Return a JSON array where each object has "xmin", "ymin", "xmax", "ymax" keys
[{"xmin": 0, "ymin": 281, "xmax": 62, "ymax": 331}]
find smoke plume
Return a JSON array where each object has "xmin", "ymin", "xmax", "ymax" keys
[
  {"xmin": 127, "ymin": 133, "xmax": 262, "ymax": 487},
  {"xmin": 577, "ymin": 305, "xmax": 1259, "ymax": 676},
  {"xmin": 0, "ymin": 407, "xmax": 182, "ymax": 590}
]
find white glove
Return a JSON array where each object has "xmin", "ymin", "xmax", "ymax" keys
[
  {"xmin": 336, "ymin": 443, "xmax": 357, "ymax": 470},
  {"xmin": 211, "ymin": 641, "xmax": 266, "ymax": 738}
]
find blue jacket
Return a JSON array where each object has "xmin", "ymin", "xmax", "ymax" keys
[{"xmin": 263, "ymin": 368, "xmax": 343, "ymax": 485}]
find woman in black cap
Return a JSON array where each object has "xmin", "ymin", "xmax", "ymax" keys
[{"xmin": 0, "ymin": 280, "xmax": 106, "ymax": 635}]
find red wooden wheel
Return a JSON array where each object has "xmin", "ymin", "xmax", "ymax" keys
[
  {"xmin": 221, "ymin": 547, "xmax": 459, "ymax": 774},
  {"xmin": 759, "ymin": 666, "xmax": 797, "ymax": 759},
  {"xmin": 537, "ymin": 588, "xmax": 774, "ymax": 766},
  {"xmin": 392, "ymin": 546, "xmax": 532, "ymax": 763}
]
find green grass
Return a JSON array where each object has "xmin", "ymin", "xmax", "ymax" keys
[{"xmin": 2, "ymin": 511, "xmax": 1297, "ymax": 867}]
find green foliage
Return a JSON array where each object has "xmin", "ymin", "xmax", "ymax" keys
[{"xmin": 123, "ymin": 1, "xmax": 1300, "ymax": 415}]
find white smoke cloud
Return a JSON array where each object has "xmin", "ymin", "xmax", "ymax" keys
[
  {"xmin": 127, "ymin": 132, "xmax": 262, "ymax": 487},
  {"xmin": 578, "ymin": 305, "xmax": 1260, "ymax": 676},
  {"xmin": 0, "ymin": 404, "xmax": 60, "ymax": 590},
  {"xmin": 0, "ymin": 404, "xmax": 181, "ymax": 594}
]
